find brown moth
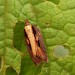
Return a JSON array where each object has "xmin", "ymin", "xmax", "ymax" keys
[{"xmin": 24, "ymin": 19, "xmax": 48, "ymax": 65}]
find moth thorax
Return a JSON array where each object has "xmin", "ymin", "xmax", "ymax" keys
[
  {"xmin": 25, "ymin": 25, "xmax": 32, "ymax": 33},
  {"xmin": 25, "ymin": 25, "xmax": 34, "ymax": 38}
]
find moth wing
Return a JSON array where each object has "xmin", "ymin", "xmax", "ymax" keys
[
  {"xmin": 24, "ymin": 29, "xmax": 42, "ymax": 65},
  {"xmin": 32, "ymin": 26, "xmax": 45, "ymax": 50},
  {"xmin": 32, "ymin": 26, "xmax": 48, "ymax": 61}
]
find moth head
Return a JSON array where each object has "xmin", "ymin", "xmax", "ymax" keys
[
  {"xmin": 25, "ymin": 19, "xmax": 30, "ymax": 26},
  {"xmin": 24, "ymin": 24, "xmax": 32, "ymax": 34}
]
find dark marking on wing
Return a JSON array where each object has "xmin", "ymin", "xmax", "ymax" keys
[
  {"xmin": 32, "ymin": 26, "xmax": 46, "ymax": 52},
  {"xmin": 32, "ymin": 25, "xmax": 48, "ymax": 62}
]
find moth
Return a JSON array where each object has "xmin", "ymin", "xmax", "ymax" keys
[{"xmin": 24, "ymin": 19, "xmax": 48, "ymax": 65}]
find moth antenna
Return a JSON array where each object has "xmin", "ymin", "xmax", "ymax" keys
[
  {"xmin": 25, "ymin": 12, "xmax": 40, "ymax": 26},
  {"xmin": 25, "ymin": 8, "xmax": 41, "ymax": 22}
]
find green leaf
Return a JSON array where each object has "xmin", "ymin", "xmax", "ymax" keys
[
  {"xmin": 0, "ymin": 0, "xmax": 21, "ymax": 74},
  {"xmin": 0, "ymin": 0, "xmax": 75, "ymax": 75}
]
